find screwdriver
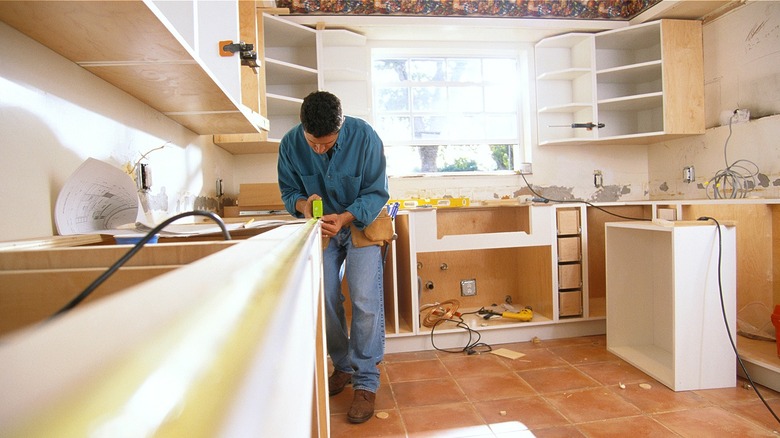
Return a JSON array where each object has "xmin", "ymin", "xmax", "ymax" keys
[{"xmin": 548, "ymin": 122, "xmax": 605, "ymax": 130}]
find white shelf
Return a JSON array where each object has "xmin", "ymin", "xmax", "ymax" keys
[
  {"xmin": 265, "ymin": 58, "xmax": 319, "ymax": 86},
  {"xmin": 538, "ymin": 103, "xmax": 594, "ymax": 113},
  {"xmin": 537, "ymin": 68, "xmax": 591, "ymax": 81},
  {"xmin": 598, "ymin": 92, "xmax": 663, "ymax": 111},
  {"xmin": 597, "ymin": 60, "xmax": 662, "ymax": 83}
]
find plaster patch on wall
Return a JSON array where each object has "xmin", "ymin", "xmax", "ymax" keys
[
  {"xmin": 144, "ymin": 187, "xmax": 169, "ymax": 211},
  {"xmin": 195, "ymin": 196, "xmax": 219, "ymax": 212},
  {"xmin": 589, "ymin": 185, "xmax": 630, "ymax": 203},
  {"xmin": 537, "ymin": 185, "xmax": 576, "ymax": 201},
  {"xmin": 659, "ymin": 182, "xmax": 669, "ymax": 192},
  {"xmin": 773, "ymin": 178, "xmax": 780, "ymax": 186}
]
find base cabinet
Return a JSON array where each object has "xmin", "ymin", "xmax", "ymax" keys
[{"xmin": 605, "ymin": 221, "xmax": 736, "ymax": 391}]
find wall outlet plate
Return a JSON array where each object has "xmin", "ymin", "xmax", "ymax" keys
[{"xmin": 461, "ymin": 279, "xmax": 477, "ymax": 296}]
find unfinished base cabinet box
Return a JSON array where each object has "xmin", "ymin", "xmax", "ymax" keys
[{"xmin": 606, "ymin": 221, "xmax": 736, "ymax": 391}]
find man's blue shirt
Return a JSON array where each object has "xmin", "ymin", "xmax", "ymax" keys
[{"xmin": 277, "ymin": 116, "xmax": 389, "ymax": 229}]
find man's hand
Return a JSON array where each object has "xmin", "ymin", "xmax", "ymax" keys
[
  {"xmin": 320, "ymin": 211, "xmax": 355, "ymax": 237},
  {"xmin": 296, "ymin": 194, "xmax": 322, "ymax": 219}
]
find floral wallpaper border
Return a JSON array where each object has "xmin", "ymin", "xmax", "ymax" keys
[{"xmin": 275, "ymin": 0, "xmax": 662, "ymax": 20}]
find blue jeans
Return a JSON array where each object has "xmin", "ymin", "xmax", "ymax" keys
[{"xmin": 322, "ymin": 226, "xmax": 385, "ymax": 393}]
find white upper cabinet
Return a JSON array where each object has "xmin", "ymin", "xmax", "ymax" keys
[
  {"xmin": 535, "ymin": 20, "xmax": 704, "ymax": 146},
  {"xmin": 320, "ymin": 29, "xmax": 370, "ymax": 118},
  {"xmin": 0, "ymin": 0, "xmax": 267, "ymax": 139}
]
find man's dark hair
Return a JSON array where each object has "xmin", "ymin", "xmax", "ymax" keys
[{"xmin": 300, "ymin": 91, "xmax": 343, "ymax": 137}]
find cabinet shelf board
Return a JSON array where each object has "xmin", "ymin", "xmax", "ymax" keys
[
  {"xmin": 267, "ymin": 94, "xmax": 304, "ymax": 115},
  {"xmin": 263, "ymin": 13, "xmax": 317, "ymax": 47},
  {"xmin": 321, "ymin": 28, "xmax": 367, "ymax": 46},
  {"xmin": 537, "ymin": 68, "xmax": 592, "ymax": 81},
  {"xmin": 212, "ymin": 134, "xmax": 280, "ymax": 154},
  {"xmin": 0, "ymin": 1, "xmax": 264, "ymax": 136},
  {"xmin": 597, "ymin": 60, "xmax": 662, "ymax": 83},
  {"xmin": 538, "ymin": 103, "xmax": 594, "ymax": 113},
  {"xmin": 598, "ymin": 92, "xmax": 662, "ymax": 111},
  {"xmin": 608, "ymin": 344, "xmax": 673, "ymax": 386},
  {"xmin": 265, "ymin": 58, "xmax": 319, "ymax": 85},
  {"xmin": 596, "ymin": 21, "xmax": 660, "ymax": 50},
  {"xmin": 535, "ymin": 32, "xmax": 593, "ymax": 49}
]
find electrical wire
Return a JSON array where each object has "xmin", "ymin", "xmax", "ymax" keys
[
  {"xmin": 698, "ymin": 216, "xmax": 780, "ymax": 425},
  {"xmin": 421, "ymin": 301, "xmax": 492, "ymax": 354},
  {"xmin": 49, "ymin": 210, "xmax": 231, "ymax": 320},
  {"xmin": 519, "ymin": 172, "xmax": 650, "ymax": 221},
  {"xmin": 706, "ymin": 113, "xmax": 760, "ymax": 199}
]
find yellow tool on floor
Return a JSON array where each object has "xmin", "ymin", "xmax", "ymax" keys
[{"xmin": 483, "ymin": 306, "xmax": 533, "ymax": 322}]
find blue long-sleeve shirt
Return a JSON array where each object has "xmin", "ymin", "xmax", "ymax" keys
[{"xmin": 277, "ymin": 116, "xmax": 389, "ymax": 229}]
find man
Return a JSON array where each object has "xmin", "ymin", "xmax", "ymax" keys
[{"xmin": 277, "ymin": 91, "xmax": 389, "ymax": 424}]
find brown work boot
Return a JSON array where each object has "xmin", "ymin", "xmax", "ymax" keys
[
  {"xmin": 328, "ymin": 370, "xmax": 352, "ymax": 396},
  {"xmin": 347, "ymin": 389, "xmax": 376, "ymax": 424}
]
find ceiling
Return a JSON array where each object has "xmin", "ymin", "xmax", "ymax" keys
[{"xmin": 275, "ymin": 0, "xmax": 741, "ymax": 42}]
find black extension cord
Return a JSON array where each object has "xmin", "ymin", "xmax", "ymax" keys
[
  {"xmin": 519, "ymin": 173, "xmax": 650, "ymax": 221},
  {"xmin": 49, "ymin": 210, "xmax": 231, "ymax": 319},
  {"xmin": 698, "ymin": 216, "xmax": 780, "ymax": 425}
]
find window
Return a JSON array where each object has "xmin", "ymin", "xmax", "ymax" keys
[{"xmin": 371, "ymin": 50, "xmax": 524, "ymax": 175}]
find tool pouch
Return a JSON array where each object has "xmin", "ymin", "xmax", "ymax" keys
[{"xmin": 350, "ymin": 209, "xmax": 394, "ymax": 248}]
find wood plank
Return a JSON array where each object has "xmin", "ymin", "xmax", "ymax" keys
[
  {"xmin": 435, "ymin": 206, "xmax": 531, "ymax": 238},
  {"xmin": 239, "ymin": 183, "xmax": 285, "ymax": 210},
  {"xmin": 394, "ymin": 215, "xmax": 414, "ymax": 333},
  {"xmin": 0, "ymin": 234, "xmax": 112, "ymax": 252},
  {"xmin": 661, "ymin": 19, "xmax": 704, "ymax": 135},
  {"xmin": 0, "ymin": 266, "xmax": 177, "ymax": 336},
  {"xmin": 0, "ymin": 241, "xmax": 235, "ymax": 270}
]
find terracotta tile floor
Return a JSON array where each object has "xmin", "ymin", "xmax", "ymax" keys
[{"xmin": 328, "ymin": 335, "xmax": 780, "ymax": 437}]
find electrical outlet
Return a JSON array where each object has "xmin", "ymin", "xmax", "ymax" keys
[
  {"xmin": 460, "ymin": 279, "xmax": 477, "ymax": 296},
  {"xmin": 518, "ymin": 162, "xmax": 532, "ymax": 175},
  {"xmin": 733, "ymin": 108, "xmax": 750, "ymax": 124}
]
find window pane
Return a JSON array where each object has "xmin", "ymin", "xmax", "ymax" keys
[
  {"xmin": 413, "ymin": 116, "xmax": 446, "ymax": 140},
  {"xmin": 375, "ymin": 87, "xmax": 409, "ymax": 112},
  {"xmin": 409, "ymin": 58, "xmax": 445, "ymax": 81},
  {"xmin": 376, "ymin": 116, "xmax": 412, "ymax": 141},
  {"xmin": 448, "ymin": 86, "xmax": 483, "ymax": 112},
  {"xmin": 373, "ymin": 59, "xmax": 408, "ymax": 82},
  {"xmin": 447, "ymin": 58, "xmax": 482, "ymax": 82},
  {"xmin": 483, "ymin": 58, "xmax": 516, "ymax": 82},
  {"xmin": 448, "ymin": 115, "xmax": 485, "ymax": 140},
  {"xmin": 485, "ymin": 85, "xmax": 515, "ymax": 112},
  {"xmin": 485, "ymin": 114, "xmax": 517, "ymax": 139},
  {"xmin": 411, "ymin": 87, "xmax": 446, "ymax": 112},
  {"xmin": 385, "ymin": 144, "xmax": 517, "ymax": 175}
]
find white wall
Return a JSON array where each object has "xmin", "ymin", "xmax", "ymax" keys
[
  {"xmin": 0, "ymin": 22, "xmax": 236, "ymax": 241},
  {"xmin": 648, "ymin": 1, "xmax": 780, "ymax": 200}
]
